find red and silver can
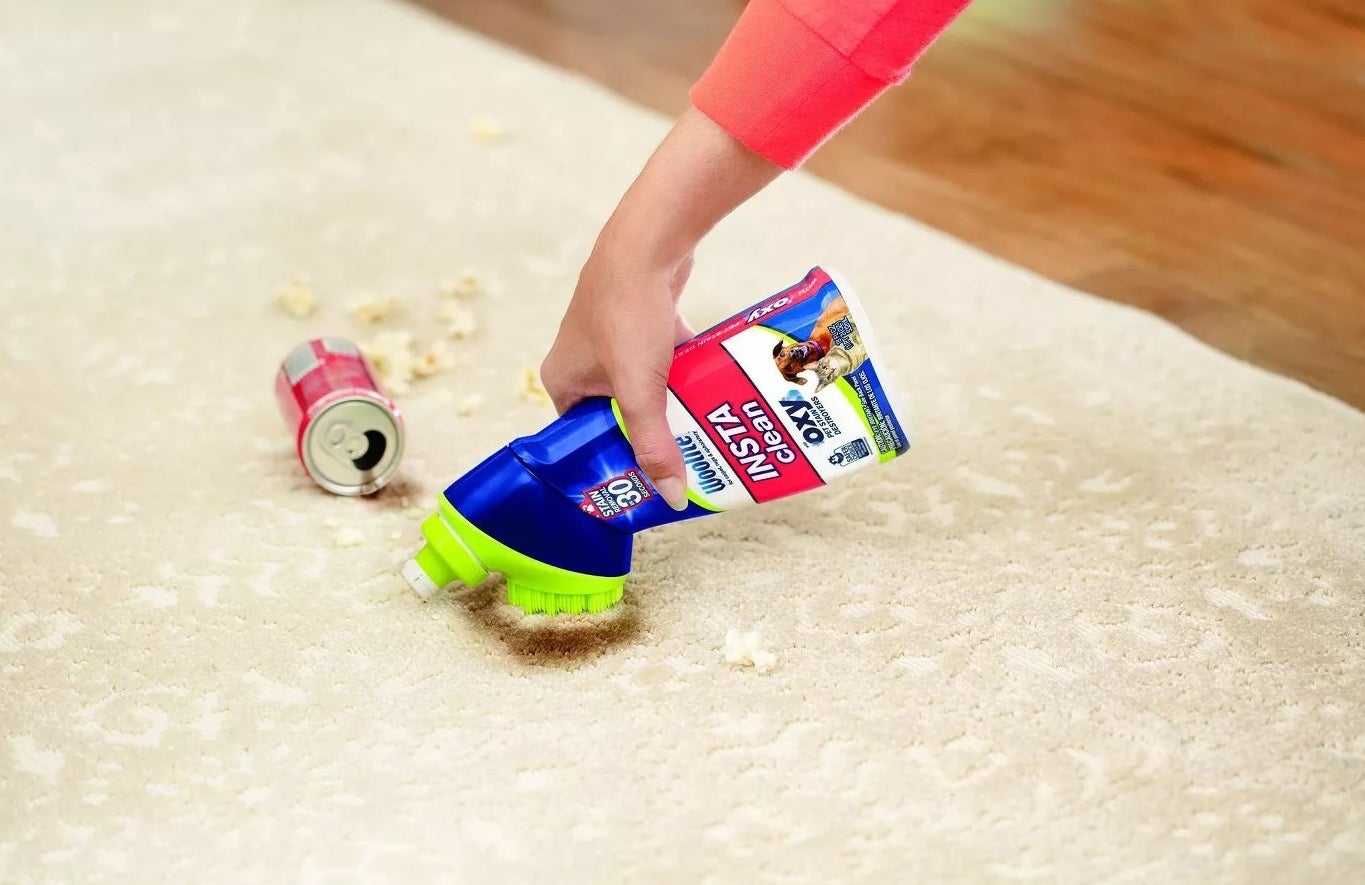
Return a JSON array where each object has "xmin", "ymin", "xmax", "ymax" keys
[{"xmin": 275, "ymin": 337, "xmax": 404, "ymax": 496}]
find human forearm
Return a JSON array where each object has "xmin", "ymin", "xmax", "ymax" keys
[{"xmin": 599, "ymin": 106, "xmax": 782, "ymax": 269}]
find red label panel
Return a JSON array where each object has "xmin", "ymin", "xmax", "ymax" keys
[{"xmin": 669, "ymin": 352, "xmax": 821, "ymax": 504}]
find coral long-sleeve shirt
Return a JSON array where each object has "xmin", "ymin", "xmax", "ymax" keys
[{"xmin": 690, "ymin": 0, "xmax": 972, "ymax": 168}]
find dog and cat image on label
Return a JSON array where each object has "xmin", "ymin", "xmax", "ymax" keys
[{"xmin": 659, "ymin": 266, "xmax": 910, "ymax": 513}]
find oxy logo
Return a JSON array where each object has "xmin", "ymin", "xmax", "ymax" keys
[
  {"xmin": 745, "ymin": 296, "xmax": 791, "ymax": 324},
  {"xmin": 780, "ymin": 389, "xmax": 825, "ymax": 447}
]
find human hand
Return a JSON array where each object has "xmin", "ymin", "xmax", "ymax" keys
[
  {"xmin": 540, "ymin": 108, "xmax": 782, "ymax": 510},
  {"xmin": 541, "ymin": 242, "xmax": 695, "ymax": 510}
]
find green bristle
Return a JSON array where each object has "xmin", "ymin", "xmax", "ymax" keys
[{"xmin": 505, "ymin": 584, "xmax": 624, "ymax": 616}]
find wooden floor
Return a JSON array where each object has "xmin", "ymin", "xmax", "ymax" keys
[{"xmin": 409, "ymin": 0, "xmax": 1365, "ymax": 409}]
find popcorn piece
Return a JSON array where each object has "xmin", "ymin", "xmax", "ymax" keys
[
  {"xmin": 274, "ymin": 278, "xmax": 316, "ymax": 318},
  {"xmin": 439, "ymin": 301, "xmax": 478, "ymax": 340},
  {"xmin": 469, "ymin": 117, "xmax": 507, "ymax": 142},
  {"xmin": 413, "ymin": 339, "xmax": 454, "ymax": 379},
  {"xmin": 722, "ymin": 629, "xmax": 753, "ymax": 664},
  {"xmin": 520, "ymin": 368, "xmax": 550, "ymax": 406},
  {"xmin": 350, "ymin": 295, "xmax": 396, "ymax": 325},
  {"xmin": 404, "ymin": 507, "xmax": 426, "ymax": 520},
  {"xmin": 333, "ymin": 527, "xmax": 365, "ymax": 547},
  {"xmin": 399, "ymin": 496, "xmax": 411, "ymax": 509},
  {"xmin": 440, "ymin": 272, "xmax": 482, "ymax": 299},
  {"xmin": 455, "ymin": 393, "xmax": 484, "ymax": 417},
  {"xmin": 724, "ymin": 629, "xmax": 777, "ymax": 674},
  {"xmin": 361, "ymin": 331, "xmax": 416, "ymax": 395},
  {"xmin": 388, "ymin": 529, "xmax": 403, "ymax": 542}
]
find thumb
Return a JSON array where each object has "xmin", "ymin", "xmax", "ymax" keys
[{"xmin": 616, "ymin": 383, "xmax": 688, "ymax": 512}]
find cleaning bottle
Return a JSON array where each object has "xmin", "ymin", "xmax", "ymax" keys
[{"xmin": 401, "ymin": 266, "xmax": 911, "ymax": 614}]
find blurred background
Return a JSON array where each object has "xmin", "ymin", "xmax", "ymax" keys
[{"xmin": 409, "ymin": 0, "xmax": 1365, "ymax": 409}]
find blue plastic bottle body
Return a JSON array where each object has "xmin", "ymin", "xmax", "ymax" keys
[
  {"xmin": 441, "ymin": 398, "xmax": 702, "ymax": 578},
  {"xmin": 509, "ymin": 399, "xmax": 705, "ymax": 532}
]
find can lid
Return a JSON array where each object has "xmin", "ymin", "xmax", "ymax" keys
[{"xmin": 303, "ymin": 396, "xmax": 403, "ymax": 496}]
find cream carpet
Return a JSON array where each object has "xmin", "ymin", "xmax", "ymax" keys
[{"xmin": 2, "ymin": 1, "xmax": 1363, "ymax": 881}]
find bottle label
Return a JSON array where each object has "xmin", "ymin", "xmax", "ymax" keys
[{"xmin": 664, "ymin": 267, "xmax": 910, "ymax": 511}]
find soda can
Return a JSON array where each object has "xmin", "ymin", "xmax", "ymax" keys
[{"xmin": 275, "ymin": 337, "xmax": 404, "ymax": 496}]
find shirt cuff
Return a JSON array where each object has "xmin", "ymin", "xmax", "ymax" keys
[{"xmin": 689, "ymin": 0, "xmax": 891, "ymax": 169}]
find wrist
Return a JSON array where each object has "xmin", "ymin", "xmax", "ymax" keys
[
  {"xmin": 601, "ymin": 107, "xmax": 781, "ymax": 270},
  {"xmin": 600, "ymin": 190, "xmax": 700, "ymax": 271}
]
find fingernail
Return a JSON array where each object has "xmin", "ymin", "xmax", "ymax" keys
[{"xmin": 657, "ymin": 476, "xmax": 688, "ymax": 511}]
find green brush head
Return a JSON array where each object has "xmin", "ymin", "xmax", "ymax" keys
[
  {"xmin": 401, "ymin": 497, "xmax": 627, "ymax": 616},
  {"xmin": 506, "ymin": 582, "xmax": 624, "ymax": 616}
]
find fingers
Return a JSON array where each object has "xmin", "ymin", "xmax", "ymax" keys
[
  {"xmin": 541, "ymin": 358, "xmax": 613, "ymax": 417},
  {"xmin": 541, "ymin": 248, "xmax": 692, "ymax": 511},
  {"xmin": 540, "ymin": 310, "xmax": 611, "ymax": 416},
  {"xmin": 539, "ymin": 351, "xmax": 584, "ymax": 416},
  {"xmin": 615, "ymin": 378, "xmax": 688, "ymax": 511}
]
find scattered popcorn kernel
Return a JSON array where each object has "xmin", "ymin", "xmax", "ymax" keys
[
  {"xmin": 469, "ymin": 117, "xmax": 507, "ymax": 142},
  {"xmin": 350, "ymin": 295, "xmax": 396, "ymax": 325},
  {"xmin": 399, "ymin": 496, "xmax": 411, "ymax": 509},
  {"xmin": 520, "ymin": 368, "xmax": 550, "ymax": 405},
  {"xmin": 404, "ymin": 507, "xmax": 426, "ymax": 520},
  {"xmin": 724, "ymin": 629, "xmax": 777, "ymax": 674},
  {"xmin": 440, "ymin": 272, "xmax": 482, "ymax": 299},
  {"xmin": 413, "ymin": 339, "xmax": 454, "ymax": 379},
  {"xmin": 722, "ymin": 629, "xmax": 752, "ymax": 664},
  {"xmin": 388, "ymin": 529, "xmax": 403, "ymax": 542},
  {"xmin": 455, "ymin": 393, "xmax": 484, "ymax": 417},
  {"xmin": 440, "ymin": 301, "xmax": 478, "ymax": 339},
  {"xmin": 361, "ymin": 331, "xmax": 416, "ymax": 395},
  {"xmin": 333, "ymin": 527, "xmax": 365, "ymax": 547},
  {"xmin": 274, "ymin": 278, "xmax": 316, "ymax": 318}
]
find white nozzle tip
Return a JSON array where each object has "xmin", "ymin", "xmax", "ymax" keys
[{"xmin": 401, "ymin": 558, "xmax": 439, "ymax": 601}]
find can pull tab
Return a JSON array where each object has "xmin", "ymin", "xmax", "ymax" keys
[{"xmin": 324, "ymin": 421, "xmax": 387, "ymax": 472}]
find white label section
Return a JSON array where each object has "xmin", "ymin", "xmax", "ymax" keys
[
  {"xmin": 665, "ymin": 391, "xmax": 753, "ymax": 511},
  {"xmin": 723, "ymin": 326, "xmax": 882, "ymax": 480}
]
